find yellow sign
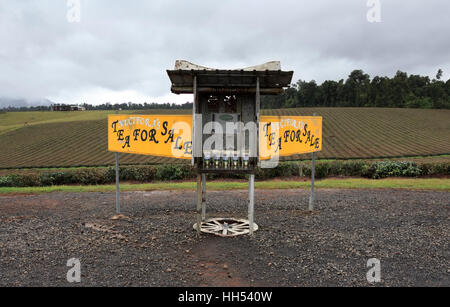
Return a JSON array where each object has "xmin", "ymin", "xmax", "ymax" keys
[
  {"xmin": 108, "ymin": 115, "xmax": 193, "ymax": 159},
  {"xmin": 108, "ymin": 114, "xmax": 322, "ymax": 160},
  {"xmin": 259, "ymin": 116, "xmax": 322, "ymax": 160}
]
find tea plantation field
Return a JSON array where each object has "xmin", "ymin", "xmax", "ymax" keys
[{"xmin": 0, "ymin": 108, "xmax": 449, "ymax": 169}]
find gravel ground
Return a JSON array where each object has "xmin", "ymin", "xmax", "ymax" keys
[{"xmin": 0, "ymin": 188, "xmax": 448, "ymax": 287}]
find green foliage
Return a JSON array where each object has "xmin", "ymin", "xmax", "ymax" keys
[
  {"xmin": 155, "ymin": 164, "xmax": 195, "ymax": 181},
  {"xmin": 405, "ymin": 96, "xmax": 433, "ymax": 109},
  {"xmin": 341, "ymin": 161, "xmax": 366, "ymax": 176},
  {"xmin": 362, "ymin": 161, "xmax": 422, "ymax": 179},
  {"xmin": 261, "ymin": 69, "xmax": 449, "ymax": 109},
  {"xmin": 0, "ymin": 174, "xmax": 41, "ymax": 187},
  {"xmin": 119, "ymin": 166, "xmax": 158, "ymax": 182},
  {"xmin": 2, "ymin": 108, "xmax": 449, "ymax": 169},
  {"xmin": 421, "ymin": 162, "xmax": 450, "ymax": 176},
  {"xmin": 39, "ymin": 172, "xmax": 76, "ymax": 186},
  {"xmin": 0, "ymin": 160, "xmax": 448, "ymax": 187}
]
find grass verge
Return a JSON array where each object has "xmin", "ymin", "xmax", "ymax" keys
[{"xmin": 0, "ymin": 178, "xmax": 448, "ymax": 195}]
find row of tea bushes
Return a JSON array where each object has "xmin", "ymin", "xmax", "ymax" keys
[{"xmin": 0, "ymin": 160, "xmax": 448, "ymax": 187}]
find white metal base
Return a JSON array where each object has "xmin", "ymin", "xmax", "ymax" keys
[{"xmin": 193, "ymin": 218, "xmax": 259, "ymax": 237}]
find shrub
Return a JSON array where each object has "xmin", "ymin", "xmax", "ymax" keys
[
  {"xmin": 363, "ymin": 161, "xmax": 422, "ymax": 179},
  {"xmin": 133, "ymin": 166, "xmax": 157, "ymax": 181},
  {"xmin": 256, "ymin": 161, "xmax": 301, "ymax": 179},
  {"xmin": 155, "ymin": 164, "xmax": 195, "ymax": 181},
  {"xmin": 0, "ymin": 175, "xmax": 14, "ymax": 187},
  {"xmin": 0, "ymin": 159, "xmax": 447, "ymax": 187},
  {"xmin": 104, "ymin": 167, "xmax": 116, "ymax": 182},
  {"xmin": 256, "ymin": 166, "xmax": 277, "ymax": 180},
  {"xmin": 314, "ymin": 162, "xmax": 329, "ymax": 179},
  {"xmin": 427, "ymin": 162, "xmax": 450, "ymax": 176},
  {"xmin": 300, "ymin": 163, "xmax": 312, "ymax": 177},
  {"xmin": 278, "ymin": 161, "xmax": 300, "ymax": 177},
  {"xmin": 71, "ymin": 169, "xmax": 111, "ymax": 185},
  {"xmin": 0, "ymin": 174, "xmax": 41, "ymax": 187},
  {"xmin": 341, "ymin": 161, "xmax": 366, "ymax": 176}
]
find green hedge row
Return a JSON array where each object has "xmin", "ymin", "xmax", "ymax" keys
[
  {"xmin": 0, "ymin": 160, "xmax": 448, "ymax": 187},
  {"xmin": 0, "ymin": 164, "xmax": 196, "ymax": 187}
]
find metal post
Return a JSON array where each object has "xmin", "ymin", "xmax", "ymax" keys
[
  {"xmin": 309, "ymin": 148, "xmax": 316, "ymax": 212},
  {"xmin": 196, "ymin": 173, "xmax": 202, "ymax": 234},
  {"xmin": 192, "ymin": 76, "xmax": 196, "ymax": 166},
  {"xmin": 248, "ymin": 174, "xmax": 255, "ymax": 236},
  {"xmin": 115, "ymin": 152, "xmax": 120, "ymax": 214},
  {"xmin": 255, "ymin": 77, "xmax": 260, "ymax": 162},
  {"xmin": 309, "ymin": 113, "xmax": 317, "ymax": 212},
  {"xmin": 201, "ymin": 173, "xmax": 206, "ymax": 221}
]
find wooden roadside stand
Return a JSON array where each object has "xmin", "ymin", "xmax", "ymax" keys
[
  {"xmin": 167, "ymin": 60, "xmax": 293, "ymax": 236},
  {"xmin": 109, "ymin": 60, "xmax": 322, "ymax": 237}
]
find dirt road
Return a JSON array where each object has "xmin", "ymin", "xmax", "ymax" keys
[{"xmin": 0, "ymin": 189, "xmax": 448, "ymax": 286}]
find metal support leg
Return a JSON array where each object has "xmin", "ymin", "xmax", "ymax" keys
[
  {"xmin": 196, "ymin": 174, "xmax": 202, "ymax": 234},
  {"xmin": 115, "ymin": 152, "xmax": 120, "ymax": 214},
  {"xmin": 201, "ymin": 173, "xmax": 206, "ymax": 221},
  {"xmin": 309, "ymin": 152, "xmax": 315, "ymax": 211},
  {"xmin": 249, "ymin": 174, "xmax": 255, "ymax": 236}
]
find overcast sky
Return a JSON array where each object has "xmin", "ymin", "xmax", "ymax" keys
[{"xmin": 0, "ymin": 0, "xmax": 449, "ymax": 105}]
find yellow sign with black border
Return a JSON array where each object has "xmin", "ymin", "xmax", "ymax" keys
[
  {"xmin": 108, "ymin": 115, "xmax": 322, "ymax": 159},
  {"xmin": 259, "ymin": 116, "xmax": 322, "ymax": 160},
  {"xmin": 108, "ymin": 115, "xmax": 193, "ymax": 159}
]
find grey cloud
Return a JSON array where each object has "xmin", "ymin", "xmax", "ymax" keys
[{"xmin": 0, "ymin": 0, "xmax": 449, "ymax": 105}]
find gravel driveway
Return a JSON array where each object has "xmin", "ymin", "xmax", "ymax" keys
[{"xmin": 0, "ymin": 188, "xmax": 448, "ymax": 287}]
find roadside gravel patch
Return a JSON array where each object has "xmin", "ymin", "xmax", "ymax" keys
[{"xmin": 0, "ymin": 189, "xmax": 448, "ymax": 286}]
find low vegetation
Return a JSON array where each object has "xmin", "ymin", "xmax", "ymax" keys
[
  {"xmin": 0, "ymin": 108, "xmax": 449, "ymax": 169},
  {"xmin": 0, "ymin": 178, "xmax": 448, "ymax": 195},
  {"xmin": 0, "ymin": 160, "xmax": 448, "ymax": 188}
]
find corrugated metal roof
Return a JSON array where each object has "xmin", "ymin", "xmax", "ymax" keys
[{"xmin": 167, "ymin": 69, "xmax": 293, "ymax": 95}]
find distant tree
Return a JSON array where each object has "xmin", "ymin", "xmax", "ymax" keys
[
  {"xmin": 369, "ymin": 76, "xmax": 390, "ymax": 107},
  {"xmin": 319, "ymin": 80, "xmax": 339, "ymax": 107},
  {"xmin": 262, "ymin": 69, "xmax": 449, "ymax": 110},
  {"xmin": 344, "ymin": 70, "xmax": 371, "ymax": 107},
  {"xmin": 297, "ymin": 80, "xmax": 319, "ymax": 107},
  {"xmin": 390, "ymin": 71, "xmax": 410, "ymax": 108},
  {"xmin": 284, "ymin": 86, "xmax": 299, "ymax": 108}
]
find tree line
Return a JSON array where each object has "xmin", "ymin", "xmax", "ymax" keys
[
  {"xmin": 261, "ymin": 69, "xmax": 449, "ymax": 109},
  {"xmin": 2, "ymin": 69, "xmax": 448, "ymax": 112},
  {"xmin": 1, "ymin": 101, "xmax": 194, "ymax": 112},
  {"xmin": 79, "ymin": 101, "xmax": 194, "ymax": 111}
]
